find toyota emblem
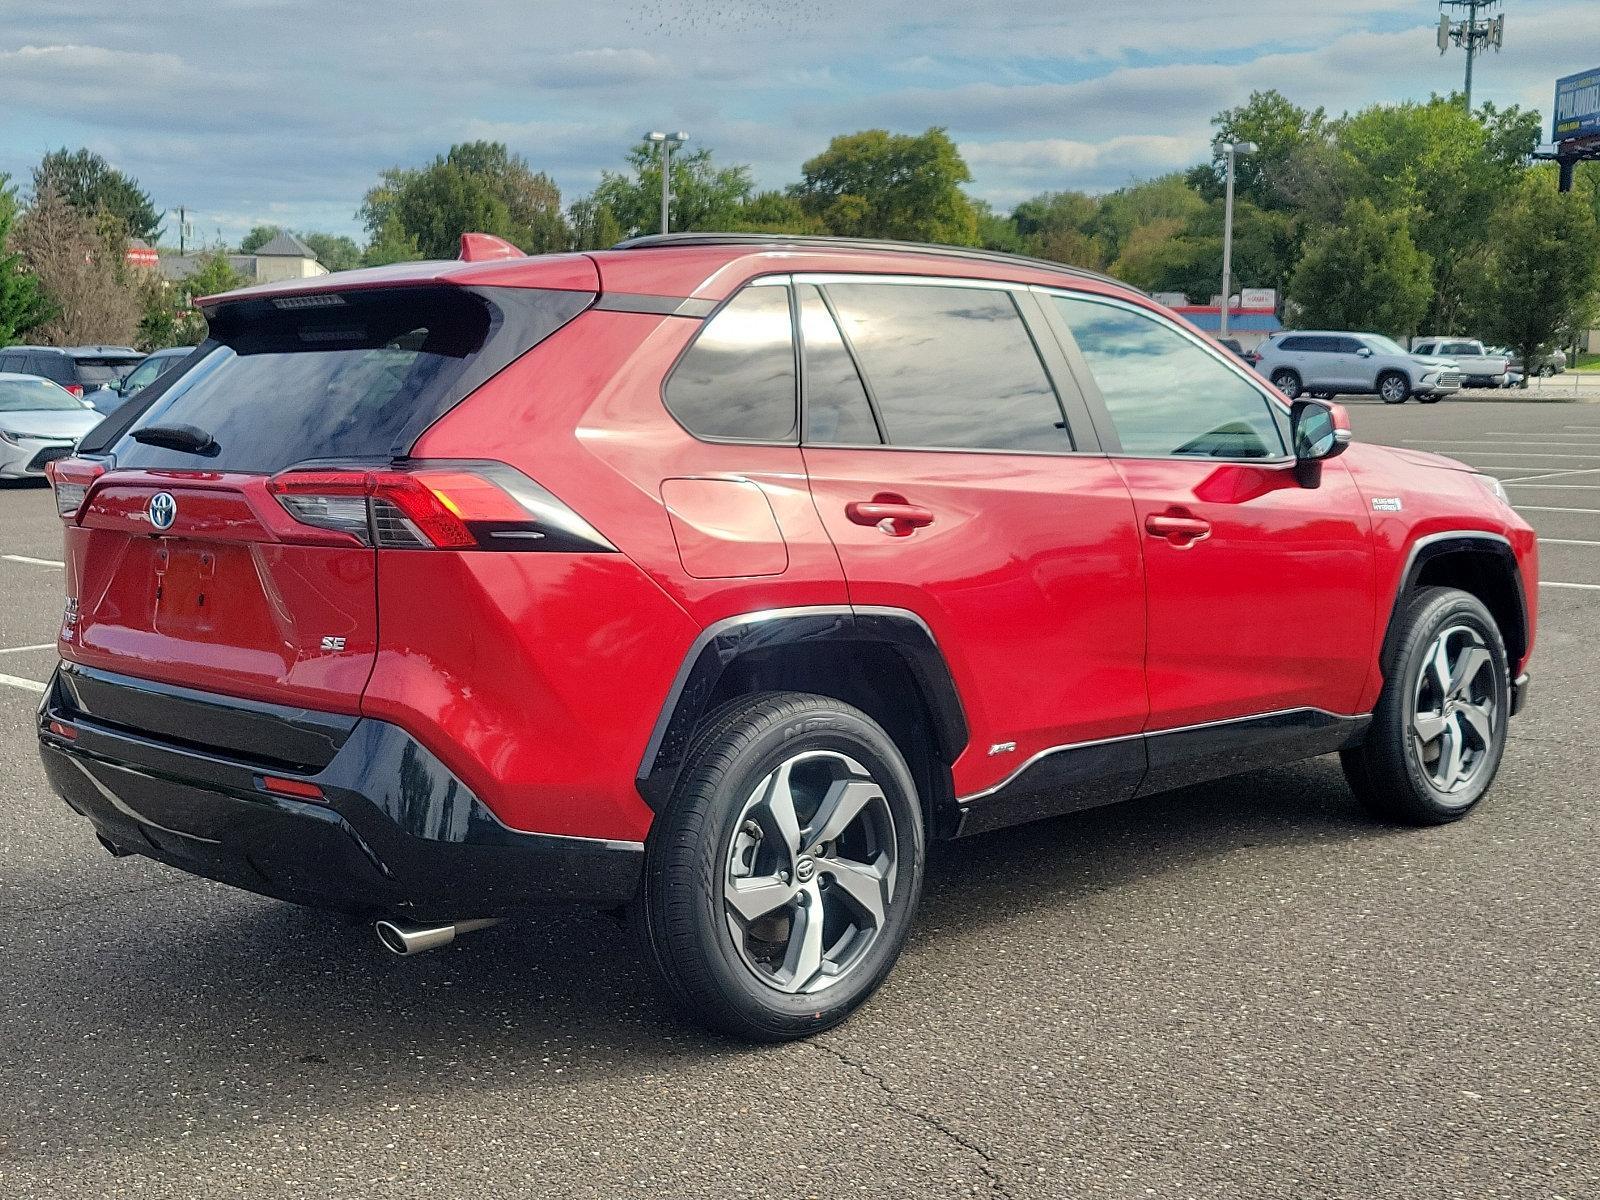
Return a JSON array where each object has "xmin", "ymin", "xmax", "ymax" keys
[{"xmin": 148, "ymin": 492, "xmax": 177, "ymax": 531}]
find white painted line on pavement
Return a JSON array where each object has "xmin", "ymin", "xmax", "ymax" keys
[
  {"xmin": 1516, "ymin": 505, "xmax": 1600, "ymax": 515},
  {"xmin": 1414, "ymin": 451, "xmax": 1600, "ymax": 460},
  {"xmin": 1539, "ymin": 538, "xmax": 1600, "ymax": 547},
  {"xmin": 0, "ymin": 643, "xmax": 54, "ymax": 655},
  {"xmin": 1542, "ymin": 581, "xmax": 1600, "ymax": 591},
  {"xmin": 1405, "ymin": 439, "xmax": 1600, "ymax": 449},
  {"xmin": 2, "ymin": 554, "xmax": 64, "ymax": 567},
  {"xmin": 1499, "ymin": 467, "xmax": 1600, "ymax": 483},
  {"xmin": 0, "ymin": 672, "xmax": 46, "ymax": 694},
  {"xmin": 1503, "ymin": 483, "xmax": 1600, "ymax": 489}
]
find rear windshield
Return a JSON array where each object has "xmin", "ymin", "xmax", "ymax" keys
[
  {"xmin": 103, "ymin": 285, "xmax": 591, "ymax": 473},
  {"xmin": 0, "ymin": 377, "xmax": 83, "ymax": 411},
  {"xmin": 75, "ymin": 358, "xmax": 141, "ymax": 386}
]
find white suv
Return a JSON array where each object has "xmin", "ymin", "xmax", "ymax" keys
[{"xmin": 1254, "ymin": 332, "xmax": 1462, "ymax": 405}]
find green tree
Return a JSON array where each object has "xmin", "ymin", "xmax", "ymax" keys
[
  {"xmin": 567, "ymin": 197, "xmax": 625, "ymax": 251},
  {"xmin": 360, "ymin": 216, "xmax": 423, "ymax": 266},
  {"xmin": 1189, "ymin": 90, "xmax": 1327, "ymax": 210},
  {"xmin": 0, "ymin": 173, "xmax": 52, "ymax": 342},
  {"xmin": 792, "ymin": 128, "xmax": 978, "ymax": 245},
  {"xmin": 298, "ymin": 232, "xmax": 362, "ymax": 272},
  {"xmin": 1007, "ymin": 190, "xmax": 1107, "ymax": 266},
  {"xmin": 1088, "ymin": 174, "xmax": 1206, "ymax": 264},
  {"xmin": 1333, "ymin": 95, "xmax": 1534, "ymax": 331},
  {"xmin": 238, "ymin": 224, "xmax": 282, "ymax": 253},
  {"xmin": 11, "ymin": 184, "xmax": 142, "ymax": 345},
  {"xmin": 360, "ymin": 142, "xmax": 568, "ymax": 259},
  {"xmin": 33, "ymin": 148, "xmax": 162, "ymax": 242},
  {"xmin": 1288, "ymin": 198, "xmax": 1432, "ymax": 336},
  {"xmin": 588, "ymin": 142, "xmax": 755, "ymax": 239},
  {"xmin": 725, "ymin": 190, "xmax": 820, "ymax": 235},
  {"xmin": 1479, "ymin": 172, "xmax": 1600, "ymax": 388}
]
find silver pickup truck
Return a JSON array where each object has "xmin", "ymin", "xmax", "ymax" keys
[{"xmin": 1411, "ymin": 338, "xmax": 1510, "ymax": 388}]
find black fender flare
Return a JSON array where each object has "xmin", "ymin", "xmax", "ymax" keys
[
  {"xmin": 1380, "ymin": 531, "xmax": 1528, "ymax": 670},
  {"xmin": 635, "ymin": 605, "xmax": 968, "ymax": 810}
]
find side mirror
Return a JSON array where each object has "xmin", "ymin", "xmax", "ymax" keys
[
  {"xmin": 1356, "ymin": 347, "xmax": 1374, "ymax": 358},
  {"xmin": 1290, "ymin": 398, "xmax": 1351, "ymax": 487}
]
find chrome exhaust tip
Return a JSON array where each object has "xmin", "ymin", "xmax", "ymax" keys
[{"xmin": 374, "ymin": 917, "xmax": 502, "ymax": 957}]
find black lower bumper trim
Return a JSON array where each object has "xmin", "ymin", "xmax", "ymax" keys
[{"xmin": 38, "ymin": 670, "xmax": 642, "ymax": 918}]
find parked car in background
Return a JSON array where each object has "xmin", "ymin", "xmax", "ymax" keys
[
  {"xmin": 0, "ymin": 373, "xmax": 105, "ymax": 479},
  {"xmin": 87, "ymin": 346, "xmax": 194, "ymax": 414},
  {"xmin": 1486, "ymin": 346, "xmax": 1565, "ymax": 379},
  {"xmin": 1217, "ymin": 336, "xmax": 1253, "ymax": 363},
  {"xmin": 1254, "ymin": 331, "xmax": 1462, "ymax": 404},
  {"xmin": 1411, "ymin": 339, "xmax": 1509, "ymax": 388},
  {"xmin": 0, "ymin": 346, "xmax": 144, "ymax": 400},
  {"xmin": 37, "ymin": 232, "xmax": 1537, "ymax": 1041}
]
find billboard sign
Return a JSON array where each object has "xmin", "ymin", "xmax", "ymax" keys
[
  {"xmin": 1239, "ymin": 288, "xmax": 1277, "ymax": 311},
  {"xmin": 1554, "ymin": 68, "xmax": 1600, "ymax": 142}
]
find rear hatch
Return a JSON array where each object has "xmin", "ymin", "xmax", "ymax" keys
[{"xmin": 53, "ymin": 281, "xmax": 592, "ymax": 712}]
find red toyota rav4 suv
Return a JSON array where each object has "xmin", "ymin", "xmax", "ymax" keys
[{"xmin": 39, "ymin": 233, "xmax": 1536, "ymax": 1041}]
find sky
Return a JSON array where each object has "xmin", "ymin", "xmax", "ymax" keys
[{"xmin": 0, "ymin": 0, "xmax": 1593, "ymax": 247}]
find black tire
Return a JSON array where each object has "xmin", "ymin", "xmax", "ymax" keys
[
  {"xmin": 1270, "ymin": 369, "xmax": 1302, "ymax": 400},
  {"xmin": 1538, "ymin": 365, "xmax": 1555, "ymax": 378},
  {"xmin": 1418, "ymin": 393, "xmax": 1443, "ymax": 404},
  {"xmin": 634, "ymin": 691, "xmax": 926, "ymax": 1041},
  {"xmin": 1311, "ymin": 390, "xmax": 1335, "ymax": 401},
  {"xmin": 1342, "ymin": 587, "xmax": 1510, "ymax": 825},
  {"xmin": 1378, "ymin": 371, "xmax": 1410, "ymax": 404}
]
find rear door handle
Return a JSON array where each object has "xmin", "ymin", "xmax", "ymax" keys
[
  {"xmin": 1144, "ymin": 511, "xmax": 1212, "ymax": 547},
  {"xmin": 846, "ymin": 495, "xmax": 935, "ymax": 537}
]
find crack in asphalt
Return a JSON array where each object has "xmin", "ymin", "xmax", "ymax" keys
[
  {"xmin": 809, "ymin": 1038, "xmax": 1013, "ymax": 1198},
  {"xmin": 0, "ymin": 878, "xmax": 193, "ymax": 923}
]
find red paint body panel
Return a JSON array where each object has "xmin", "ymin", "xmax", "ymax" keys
[
  {"xmin": 803, "ymin": 446, "xmax": 1147, "ymax": 797},
  {"xmin": 61, "ymin": 471, "xmax": 375, "ymax": 712},
  {"xmin": 1113, "ymin": 457, "xmax": 1377, "ymax": 727},
  {"xmin": 661, "ymin": 477, "xmax": 789, "ymax": 579}
]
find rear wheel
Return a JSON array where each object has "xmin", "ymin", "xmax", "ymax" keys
[
  {"xmin": 1418, "ymin": 393, "xmax": 1443, "ymax": 404},
  {"xmin": 1378, "ymin": 372, "xmax": 1410, "ymax": 404},
  {"xmin": 1342, "ymin": 587, "xmax": 1509, "ymax": 825},
  {"xmin": 1538, "ymin": 364, "xmax": 1556, "ymax": 378},
  {"xmin": 1271, "ymin": 369, "xmax": 1302, "ymax": 400},
  {"xmin": 1311, "ymin": 390, "xmax": 1335, "ymax": 401},
  {"xmin": 635, "ymin": 691, "xmax": 926, "ymax": 1041}
]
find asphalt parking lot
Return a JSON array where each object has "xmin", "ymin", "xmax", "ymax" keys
[{"xmin": 1, "ymin": 399, "xmax": 1596, "ymax": 1199}]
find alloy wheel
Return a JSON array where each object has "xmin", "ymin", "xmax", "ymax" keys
[
  {"xmin": 1410, "ymin": 624, "xmax": 1498, "ymax": 796},
  {"xmin": 723, "ymin": 750, "xmax": 898, "ymax": 995},
  {"xmin": 1380, "ymin": 375, "xmax": 1408, "ymax": 403}
]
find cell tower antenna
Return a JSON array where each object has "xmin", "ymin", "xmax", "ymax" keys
[{"xmin": 1437, "ymin": 0, "xmax": 1505, "ymax": 112}]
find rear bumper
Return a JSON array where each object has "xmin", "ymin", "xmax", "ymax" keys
[{"xmin": 36, "ymin": 664, "xmax": 642, "ymax": 918}]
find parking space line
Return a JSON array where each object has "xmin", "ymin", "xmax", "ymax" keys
[
  {"xmin": 1499, "ymin": 468, "xmax": 1600, "ymax": 483},
  {"xmin": 1516, "ymin": 505, "xmax": 1600, "ymax": 515},
  {"xmin": 1539, "ymin": 538, "xmax": 1600, "ymax": 547},
  {"xmin": 0, "ymin": 672, "xmax": 46, "ymax": 694},
  {"xmin": 1503, "ymin": 483, "xmax": 1600, "ymax": 489},
  {"xmin": 2, "ymin": 554, "xmax": 64, "ymax": 567},
  {"xmin": 0, "ymin": 643, "xmax": 54, "ymax": 654},
  {"xmin": 1416, "ymin": 451, "xmax": 1600, "ymax": 460},
  {"xmin": 1542, "ymin": 581, "xmax": 1600, "ymax": 591},
  {"xmin": 1405, "ymin": 440, "xmax": 1600, "ymax": 449}
]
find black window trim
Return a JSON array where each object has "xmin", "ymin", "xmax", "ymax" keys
[
  {"xmin": 1038, "ymin": 287, "xmax": 1295, "ymax": 466},
  {"xmin": 798, "ymin": 282, "xmax": 888, "ymax": 446}
]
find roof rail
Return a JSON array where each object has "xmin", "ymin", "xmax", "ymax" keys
[{"xmin": 611, "ymin": 232, "xmax": 1134, "ymax": 291}]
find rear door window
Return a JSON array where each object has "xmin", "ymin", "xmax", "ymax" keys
[
  {"xmin": 665, "ymin": 284, "xmax": 797, "ymax": 442},
  {"xmin": 798, "ymin": 285, "xmax": 880, "ymax": 445},
  {"xmin": 75, "ymin": 358, "xmax": 139, "ymax": 388},
  {"xmin": 105, "ymin": 285, "xmax": 589, "ymax": 473},
  {"xmin": 823, "ymin": 282, "xmax": 1069, "ymax": 452},
  {"xmin": 1277, "ymin": 336, "xmax": 1310, "ymax": 352},
  {"xmin": 1054, "ymin": 294, "xmax": 1286, "ymax": 460}
]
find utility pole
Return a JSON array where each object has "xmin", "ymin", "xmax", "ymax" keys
[
  {"xmin": 1438, "ymin": 0, "xmax": 1505, "ymax": 112},
  {"xmin": 644, "ymin": 131, "xmax": 688, "ymax": 235},
  {"xmin": 1219, "ymin": 142, "xmax": 1255, "ymax": 340},
  {"xmin": 178, "ymin": 205, "xmax": 187, "ymax": 255}
]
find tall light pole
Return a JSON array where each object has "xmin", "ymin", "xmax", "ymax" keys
[
  {"xmin": 1218, "ymin": 141, "xmax": 1256, "ymax": 339},
  {"xmin": 644, "ymin": 130, "xmax": 688, "ymax": 235}
]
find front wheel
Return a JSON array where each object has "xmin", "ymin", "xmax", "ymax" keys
[
  {"xmin": 1342, "ymin": 587, "xmax": 1509, "ymax": 825},
  {"xmin": 635, "ymin": 691, "xmax": 926, "ymax": 1041},
  {"xmin": 1418, "ymin": 393, "xmax": 1443, "ymax": 404},
  {"xmin": 1538, "ymin": 365, "xmax": 1556, "ymax": 378},
  {"xmin": 1378, "ymin": 372, "xmax": 1411, "ymax": 404}
]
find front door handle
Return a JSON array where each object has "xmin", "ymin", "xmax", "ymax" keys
[
  {"xmin": 846, "ymin": 494, "xmax": 935, "ymax": 537},
  {"xmin": 1144, "ymin": 511, "xmax": 1212, "ymax": 547}
]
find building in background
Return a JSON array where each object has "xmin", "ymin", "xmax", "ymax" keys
[
  {"xmin": 159, "ymin": 231, "xmax": 327, "ymax": 286},
  {"xmin": 1159, "ymin": 289, "xmax": 1283, "ymax": 351}
]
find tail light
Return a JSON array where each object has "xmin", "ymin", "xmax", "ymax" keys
[
  {"xmin": 65, "ymin": 384, "xmax": 84, "ymax": 399},
  {"xmin": 46, "ymin": 457, "xmax": 107, "ymax": 520},
  {"xmin": 266, "ymin": 460, "xmax": 616, "ymax": 552}
]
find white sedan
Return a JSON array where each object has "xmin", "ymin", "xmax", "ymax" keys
[{"xmin": 0, "ymin": 372, "xmax": 106, "ymax": 479}]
